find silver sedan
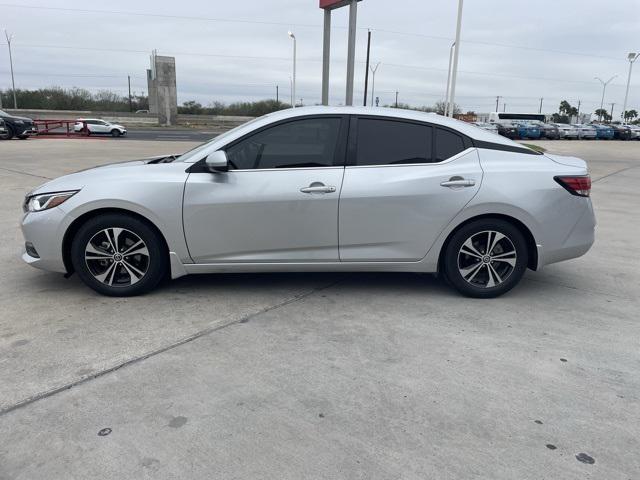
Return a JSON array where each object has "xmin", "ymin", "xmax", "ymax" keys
[{"xmin": 21, "ymin": 107, "xmax": 595, "ymax": 298}]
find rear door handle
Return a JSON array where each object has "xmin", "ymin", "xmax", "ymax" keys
[
  {"xmin": 300, "ymin": 183, "xmax": 336, "ymax": 194},
  {"xmin": 440, "ymin": 178, "xmax": 476, "ymax": 188}
]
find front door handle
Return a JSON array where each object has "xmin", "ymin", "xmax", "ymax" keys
[
  {"xmin": 300, "ymin": 182, "xmax": 336, "ymax": 194},
  {"xmin": 440, "ymin": 177, "xmax": 476, "ymax": 188}
]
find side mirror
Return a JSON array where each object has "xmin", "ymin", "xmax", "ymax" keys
[{"xmin": 205, "ymin": 151, "xmax": 229, "ymax": 172}]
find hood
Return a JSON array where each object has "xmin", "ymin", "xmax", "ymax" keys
[
  {"xmin": 4, "ymin": 115, "xmax": 33, "ymax": 122},
  {"xmin": 544, "ymin": 153, "xmax": 588, "ymax": 170},
  {"xmin": 28, "ymin": 155, "xmax": 179, "ymax": 195}
]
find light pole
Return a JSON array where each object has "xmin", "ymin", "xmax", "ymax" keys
[
  {"xmin": 447, "ymin": 0, "xmax": 464, "ymax": 117},
  {"xmin": 288, "ymin": 31, "xmax": 296, "ymax": 108},
  {"xmin": 622, "ymin": 52, "xmax": 639, "ymax": 121},
  {"xmin": 369, "ymin": 62, "xmax": 380, "ymax": 107},
  {"xmin": 444, "ymin": 41, "xmax": 455, "ymax": 116},
  {"xmin": 595, "ymin": 75, "xmax": 617, "ymax": 121},
  {"xmin": 4, "ymin": 30, "xmax": 17, "ymax": 109}
]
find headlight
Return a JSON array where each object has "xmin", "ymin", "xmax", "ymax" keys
[{"xmin": 23, "ymin": 190, "xmax": 78, "ymax": 213}]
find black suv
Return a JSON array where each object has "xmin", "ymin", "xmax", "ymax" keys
[{"xmin": 0, "ymin": 109, "xmax": 37, "ymax": 140}]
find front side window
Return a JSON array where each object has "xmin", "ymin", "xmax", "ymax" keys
[
  {"xmin": 435, "ymin": 128, "xmax": 466, "ymax": 161},
  {"xmin": 225, "ymin": 117, "xmax": 341, "ymax": 170},
  {"xmin": 355, "ymin": 118, "xmax": 432, "ymax": 166}
]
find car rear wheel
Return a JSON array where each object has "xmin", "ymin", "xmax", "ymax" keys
[
  {"xmin": 71, "ymin": 214, "xmax": 167, "ymax": 296},
  {"xmin": 111, "ymin": 129, "xmax": 121, "ymax": 137},
  {"xmin": 443, "ymin": 219, "xmax": 528, "ymax": 298}
]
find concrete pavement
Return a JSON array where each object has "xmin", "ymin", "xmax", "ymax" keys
[{"xmin": 0, "ymin": 139, "xmax": 638, "ymax": 479}]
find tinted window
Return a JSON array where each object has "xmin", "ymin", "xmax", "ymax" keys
[
  {"xmin": 435, "ymin": 128, "xmax": 466, "ymax": 161},
  {"xmin": 356, "ymin": 119, "xmax": 432, "ymax": 165},
  {"xmin": 226, "ymin": 117, "xmax": 341, "ymax": 170}
]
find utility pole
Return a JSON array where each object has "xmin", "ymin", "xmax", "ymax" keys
[
  {"xmin": 503, "ymin": 103, "xmax": 506, "ymax": 112},
  {"xmin": 345, "ymin": 0, "xmax": 358, "ymax": 106},
  {"xmin": 495, "ymin": 96, "xmax": 501, "ymax": 112},
  {"xmin": 127, "ymin": 75, "xmax": 132, "ymax": 112},
  {"xmin": 369, "ymin": 62, "xmax": 380, "ymax": 107},
  {"xmin": 4, "ymin": 30, "xmax": 17, "ymax": 109},
  {"xmin": 577, "ymin": 100, "xmax": 581, "ymax": 118},
  {"xmin": 276, "ymin": 85, "xmax": 279, "ymax": 104},
  {"xmin": 447, "ymin": 0, "xmax": 464, "ymax": 117},
  {"xmin": 363, "ymin": 29, "xmax": 371, "ymax": 106},
  {"xmin": 610, "ymin": 103, "xmax": 615, "ymax": 123},
  {"xmin": 395, "ymin": 90, "xmax": 399, "ymax": 108},
  {"xmin": 539, "ymin": 97, "xmax": 543, "ymax": 114}
]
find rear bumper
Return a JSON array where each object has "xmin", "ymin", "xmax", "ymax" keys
[{"xmin": 541, "ymin": 200, "xmax": 595, "ymax": 267}]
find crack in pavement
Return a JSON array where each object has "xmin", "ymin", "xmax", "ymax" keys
[
  {"xmin": 592, "ymin": 164, "xmax": 640, "ymax": 183},
  {"xmin": 0, "ymin": 278, "xmax": 344, "ymax": 417},
  {"xmin": 0, "ymin": 166, "xmax": 52, "ymax": 180}
]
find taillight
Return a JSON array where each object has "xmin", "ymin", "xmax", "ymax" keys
[{"xmin": 554, "ymin": 175, "xmax": 591, "ymax": 197}]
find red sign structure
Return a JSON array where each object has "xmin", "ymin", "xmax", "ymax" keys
[{"xmin": 319, "ymin": 0, "xmax": 352, "ymax": 9}]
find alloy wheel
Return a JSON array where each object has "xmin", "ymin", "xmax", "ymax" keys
[
  {"xmin": 84, "ymin": 227, "xmax": 150, "ymax": 287},
  {"xmin": 457, "ymin": 230, "xmax": 517, "ymax": 288}
]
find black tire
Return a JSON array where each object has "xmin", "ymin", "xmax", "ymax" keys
[
  {"xmin": 111, "ymin": 129, "xmax": 121, "ymax": 137},
  {"xmin": 443, "ymin": 219, "xmax": 528, "ymax": 298},
  {"xmin": 0, "ymin": 125, "xmax": 14, "ymax": 140},
  {"xmin": 71, "ymin": 213, "xmax": 167, "ymax": 296}
]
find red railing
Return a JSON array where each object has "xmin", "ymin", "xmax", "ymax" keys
[{"xmin": 33, "ymin": 119, "xmax": 88, "ymax": 136}]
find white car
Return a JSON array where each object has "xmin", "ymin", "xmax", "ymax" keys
[
  {"xmin": 571, "ymin": 124, "xmax": 597, "ymax": 140},
  {"xmin": 74, "ymin": 119, "xmax": 127, "ymax": 137},
  {"xmin": 622, "ymin": 124, "xmax": 640, "ymax": 139},
  {"xmin": 553, "ymin": 123, "xmax": 579, "ymax": 139},
  {"xmin": 21, "ymin": 106, "xmax": 595, "ymax": 298}
]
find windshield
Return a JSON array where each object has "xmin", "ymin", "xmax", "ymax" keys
[{"xmin": 178, "ymin": 117, "xmax": 263, "ymax": 162}]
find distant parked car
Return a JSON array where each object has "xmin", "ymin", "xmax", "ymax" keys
[
  {"xmin": 135, "ymin": 110, "xmax": 149, "ymax": 114},
  {"xmin": 609, "ymin": 124, "xmax": 632, "ymax": 140},
  {"xmin": 514, "ymin": 122, "xmax": 541, "ymax": 139},
  {"xmin": 553, "ymin": 124, "xmax": 579, "ymax": 139},
  {"xmin": 0, "ymin": 118, "xmax": 6, "ymax": 136},
  {"xmin": 74, "ymin": 119, "xmax": 127, "ymax": 137},
  {"xmin": 529, "ymin": 121, "xmax": 560, "ymax": 139},
  {"xmin": 496, "ymin": 122, "xmax": 518, "ymax": 139},
  {"xmin": 0, "ymin": 109, "xmax": 37, "ymax": 140},
  {"xmin": 572, "ymin": 124, "xmax": 597, "ymax": 140},
  {"xmin": 622, "ymin": 124, "xmax": 640, "ymax": 139},
  {"xmin": 472, "ymin": 122, "xmax": 499, "ymax": 134},
  {"xmin": 593, "ymin": 124, "xmax": 614, "ymax": 140}
]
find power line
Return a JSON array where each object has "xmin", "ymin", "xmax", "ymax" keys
[
  {"xmin": 0, "ymin": 2, "xmax": 629, "ymax": 62},
  {"xmin": 1, "ymin": 42, "xmax": 635, "ymax": 89}
]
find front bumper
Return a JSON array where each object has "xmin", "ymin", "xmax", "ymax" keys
[{"xmin": 21, "ymin": 207, "xmax": 72, "ymax": 274}]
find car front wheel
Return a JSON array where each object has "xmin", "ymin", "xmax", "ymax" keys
[
  {"xmin": 71, "ymin": 214, "xmax": 167, "ymax": 296},
  {"xmin": 443, "ymin": 219, "xmax": 528, "ymax": 298},
  {"xmin": 0, "ymin": 126, "xmax": 14, "ymax": 140},
  {"xmin": 111, "ymin": 129, "xmax": 121, "ymax": 137}
]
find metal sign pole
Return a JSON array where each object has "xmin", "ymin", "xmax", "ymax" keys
[
  {"xmin": 345, "ymin": 0, "xmax": 358, "ymax": 106},
  {"xmin": 321, "ymin": 9, "xmax": 331, "ymax": 106}
]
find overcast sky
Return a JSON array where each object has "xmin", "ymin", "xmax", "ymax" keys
[{"xmin": 1, "ymin": 0, "xmax": 639, "ymax": 115}]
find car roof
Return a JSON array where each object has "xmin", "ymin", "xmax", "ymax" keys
[{"xmin": 262, "ymin": 106, "xmax": 519, "ymax": 147}]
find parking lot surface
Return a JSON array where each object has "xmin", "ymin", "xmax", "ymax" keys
[{"xmin": 1, "ymin": 139, "xmax": 639, "ymax": 479}]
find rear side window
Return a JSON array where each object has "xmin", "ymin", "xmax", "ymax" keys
[
  {"xmin": 356, "ymin": 118, "xmax": 432, "ymax": 166},
  {"xmin": 435, "ymin": 128, "xmax": 466, "ymax": 161}
]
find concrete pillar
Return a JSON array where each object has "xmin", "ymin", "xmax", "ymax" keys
[{"xmin": 147, "ymin": 55, "xmax": 177, "ymax": 126}]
